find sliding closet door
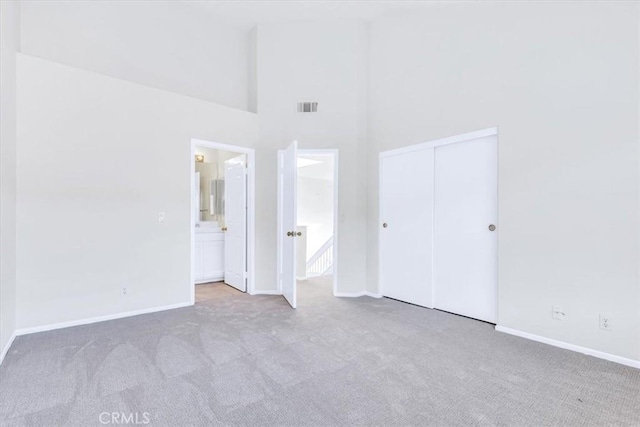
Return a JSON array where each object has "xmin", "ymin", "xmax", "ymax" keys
[
  {"xmin": 434, "ymin": 135, "xmax": 498, "ymax": 323},
  {"xmin": 379, "ymin": 149, "xmax": 434, "ymax": 308}
]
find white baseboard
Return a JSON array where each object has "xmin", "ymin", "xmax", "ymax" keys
[
  {"xmin": 0, "ymin": 331, "xmax": 18, "ymax": 366},
  {"xmin": 495, "ymin": 325, "xmax": 640, "ymax": 369},
  {"xmin": 250, "ymin": 289, "xmax": 281, "ymax": 295},
  {"xmin": 195, "ymin": 277, "xmax": 224, "ymax": 285},
  {"xmin": 334, "ymin": 291, "xmax": 365, "ymax": 297},
  {"xmin": 15, "ymin": 301, "xmax": 193, "ymax": 336},
  {"xmin": 334, "ymin": 291, "xmax": 383, "ymax": 298}
]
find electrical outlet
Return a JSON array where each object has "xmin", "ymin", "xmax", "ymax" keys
[
  {"xmin": 121, "ymin": 287, "xmax": 128, "ymax": 296},
  {"xmin": 599, "ymin": 315, "xmax": 612, "ymax": 331},
  {"xmin": 158, "ymin": 212, "xmax": 166, "ymax": 223},
  {"xmin": 552, "ymin": 305, "xmax": 565, "ymax": 320}
]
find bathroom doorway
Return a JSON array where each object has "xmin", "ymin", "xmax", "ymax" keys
[{"xmin": 190, "ymin": 139, "xmax": 255, "ymax": 304}]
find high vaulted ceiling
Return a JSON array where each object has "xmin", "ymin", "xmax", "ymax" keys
[{"xmin": 181, "ymin": 0, "xmax": 435, "ymax": 30}]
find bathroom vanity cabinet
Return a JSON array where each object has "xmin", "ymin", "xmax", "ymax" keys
[{"xmin": 194, "ymin": 228, "xmax": 224, "ymax": 284}]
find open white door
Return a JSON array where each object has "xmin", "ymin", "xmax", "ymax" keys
[
  {"xmin": 278, "ymin": 141, "xmax": 298, "ymax": 308},
  {"xmin": 224, "ymin": 157, "xmax": 247, "ymax": 292},
  {"xmin": 194, "ymin": 172, "xmax": 201, "ymax": 223}
]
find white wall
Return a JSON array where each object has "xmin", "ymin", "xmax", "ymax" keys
[
  {"xmin": 248, "ymin": 27, "xmax": 258, "ymax": 114},
  {"xmin": 16, "ymin": 54, "xmax": 259, "ymax": 329},
  {"xmin": 257, "ymin": 20, "xmax": 369, "ymax": 293},
  {"xmin": 0, "ymin": 0, "xmax": 20, "ymax": 359},
  {"xmin": 21, "ymin": 1, "xmax": 252, "ymax": 111},
  {"xmin": 368, "ymin": 2, "xmax": 640, "ymax": 361},
  {"xmin": 638, "ymin": 3, "xmax": 640, "ymax": 364}
]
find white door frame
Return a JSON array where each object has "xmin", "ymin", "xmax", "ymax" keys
[
  {"xmin": 379, "ymin": 127, "xmax": 498, "ymax": 318},
  {"xmin": 297, "ymin": 149, "xmax": 339, "ymax": 297},
  {"xmin": 190, "ymin": 138, "xmax": 256, "ymax": 304}
]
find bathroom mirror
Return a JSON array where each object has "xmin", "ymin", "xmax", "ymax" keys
[
  {"xmin": 195, "ymin": 157, "xmax": 218, "ymax": 223},
  {"xmin": 194, "ymin": 148, "xmax": 243, "ymax": 225},
  {"xmin": 210, "ymin": 179, "xmax": 224, "ymax": 219}
]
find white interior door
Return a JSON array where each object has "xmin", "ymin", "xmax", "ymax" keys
[
  {"xmin": 434, "ymin": 135, "xmax": 498, "ymax": 323},
  {"xmin": 194, "ymin": 172, "xmax": 201, "ymax": 223},
  {"xmin": 379, "ymin": 149, "xmax": 434, "ymax": 308},
  {"xmin": 278, "ymin": 141, "xmax": 298, "ymax": 308},
  {"xmin": 224, "ymin": 157, "xmax": 247, "ymax": 292}
]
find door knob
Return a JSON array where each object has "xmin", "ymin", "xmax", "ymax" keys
[
  {"xmin": 221, "ymin": 226, "xmax": 228, "ymax": 232},
  {"xmin": 287, "ymin": 231, "xmax": 294, "ymax": 237},
  {"xmin": 296, "ymin": 231, "xmax": 302, "ymax": 236},
  {"xmin": 382, "ymin": 223, "xmax": 388, "ymax": 228},
  {"xmin": 488, "ymin": 224, "xmax": 496, "ymax": 231}
]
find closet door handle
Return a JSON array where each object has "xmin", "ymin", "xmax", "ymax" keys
[
  {"xmin": 382, "ymin": 223, "xmax": 388, "ymax": 228},
  {"xmin": 488, "ymin": 224, "xmax": 496, "ymax": 231}
]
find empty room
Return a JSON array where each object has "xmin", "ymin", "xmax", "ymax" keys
[{"xmin": 0, "ymin": 1, "xmax": 639, "ymax": 426}]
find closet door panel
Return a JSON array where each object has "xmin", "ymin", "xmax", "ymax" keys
[
  {"xmin": 379, "ymin": 148, "xmax": 434, "ymax": 308},
  {"xmin": 434, "ymin": 136, "xmax": 498, "ymax": 323}
]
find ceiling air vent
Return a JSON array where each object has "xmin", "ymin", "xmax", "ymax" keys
[{"xmin": 297, "ymin": 102, "xmax": 318, "ymax": 113}]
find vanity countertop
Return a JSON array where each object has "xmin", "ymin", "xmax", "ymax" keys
[{"xmin": 195, "ymin": 222, "xmax": 223, "ymax": 233}]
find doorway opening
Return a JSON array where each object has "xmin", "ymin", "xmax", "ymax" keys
[
  {"xmin": 190, "ymin": 139, "xmax": 255, "ymax": 305},
  {"xmin": 296, "ymin": 150, "xmax": 339, "ymax": 299}
]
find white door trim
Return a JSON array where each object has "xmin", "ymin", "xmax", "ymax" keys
[
  {"xmin": 378, "ymin": 127, "xmax": 499, "ymax": 321},
  {"xmin": 277, "ymin": 150, "xmax": 283, "ymax": 295},
  {"xmin": 190, "ymin": 138, "xmax": 256, "ymax": 303},
  {"xmin": 298, "ymin": 149, "xmax": 339, "ymax": 297}
]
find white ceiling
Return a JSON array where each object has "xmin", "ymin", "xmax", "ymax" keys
[{"xmin": 181, "ymin": 0, "xmax": 433, "ymax": 30}]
